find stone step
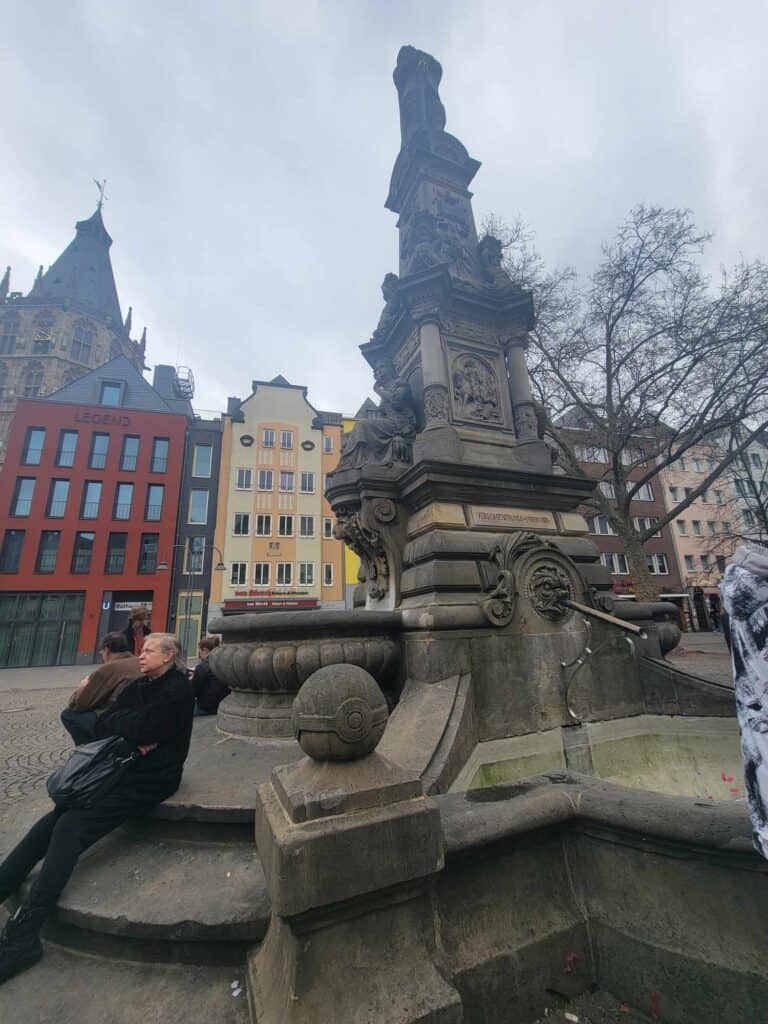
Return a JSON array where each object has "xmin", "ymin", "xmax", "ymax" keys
[
  {"xmin": 0, "ymin": 938, "xmax": 251, "ymax": 1024},
  {"xmin": 16, "ymin": 827, "xmax": 270, "ymax": 965}
]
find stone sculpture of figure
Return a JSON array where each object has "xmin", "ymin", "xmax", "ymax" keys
[
  {"xmin": 393, "ymin": 46, "xmax": 446, "ymax": 147},
  {"xmin": 338, "ymin": 362, "xmax": 417, "ymax": 471},
  {"xmin": 452, "ymin": 355, "xmax": 501, "ymax": 422},
  {"xmin": 478, "ymin": 234, "xmax": 510, "ymax": 289},
  {"xmin": 371, "ymin": 274, "xmax": 400, "ymax": 341}
]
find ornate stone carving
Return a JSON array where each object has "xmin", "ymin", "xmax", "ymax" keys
[
  {"xmin": 372, "ymin": 498, "xmax": 397, "ymax": 524},
  {"xmin": 481, "ymin": 531, "xmax": 564, "ymax": 627},
  {"xmin": 338, "ymin": 362, "xmax": 417, "ymax": 471},
  {"xmin": 451, "ymin": 353, "xmax": 502, "ymax": 423},
  {"xmin": 423, "ymin": 383, "xmax": 450, "ymax": 425},
  {"xmin": 370, "ymin": 274, "xmax": 400, "ymax": 343},
  {"xmin": 526, "ymin": 564, "xmax": 573, "ymax": 621},
  {"xmin": 478, "ymin": 234, "xmax": 511, "ymax": 290},
  {"xmin": 394, "ymin": 330, "xmax": 420, "ymax": 374},
  {"xmin": 334, "ymin": 506, "xmax": 390, "ymax": 601},
  {"xmin": 514, "ymin": 401, "xmax": 539, "ymax": 441}
]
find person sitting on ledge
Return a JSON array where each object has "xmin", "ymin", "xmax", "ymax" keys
[
  {"xmin": 60, "ymin": 632, "xmax": 142, "ymax": 745},
  {"xmin": 0, "ymin": 633, "xmax": 194, "ymax": 985},
  {"xmin": 191, "ymin": 636, "xmax": 229, "ymax": 715}
]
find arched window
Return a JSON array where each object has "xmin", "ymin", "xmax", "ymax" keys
[
  {"xmin": 23, "ymin": 361, "xmax": 44, "ymax": 398},
  {"xmin": 71, "ymin": 321, "xmax": 94, "ymax": 363},
  {"xmin": 33, "ymin": 313, "xmax": 55, "ymax": 354},
  {"xmin": 0, "ymin": 316, "xmax": 19, "ymax": 355}
]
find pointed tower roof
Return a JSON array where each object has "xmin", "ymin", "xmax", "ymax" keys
[
  {"xmin": 28, "ymin": 207, "xmax": 124, "ymax": 326},
  {"xmin": 0, "ymin": 267, "xmax": 9, "ymax": 301}
]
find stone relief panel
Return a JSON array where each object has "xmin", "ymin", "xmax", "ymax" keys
[
  {"xmin": 393, "ymin": 330, "xmax": 421, "ymax": 375},
  {"xmin": 450, "ymin": 352, "xmax": 503, "ymax": 424}
]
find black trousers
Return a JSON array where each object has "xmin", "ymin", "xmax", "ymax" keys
[
  {"xmin": 60, "ymin": 709, "xmax": 98, "ymax": 746},
  {"xmin": 0, "ymin": 793, "xmax": 158, "ymax": 912}
]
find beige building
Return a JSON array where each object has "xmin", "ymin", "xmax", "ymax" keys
[
  {"xmin": 211, "ymin": 376, "xmax": 345, "ymax": 616},
  {"xmin": 0, "ymin": 206, "xmax": 145, "ymax": 461},
  {"xmin": 662, "ymin": 446, "xmax": 739, "ymax": 628}
]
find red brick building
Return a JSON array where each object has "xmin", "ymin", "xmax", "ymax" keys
[{"xmin": 0, "ymin": 356, "xmax": 189, "ymax": 666}]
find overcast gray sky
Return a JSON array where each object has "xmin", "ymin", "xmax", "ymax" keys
[{"xmin": 2, "ymin": 1, "xmax": 766, "ymax": 416}]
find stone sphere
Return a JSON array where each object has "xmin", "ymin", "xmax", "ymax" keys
[{"xmin": 291, "ymin": 664, "xmax": 389, "ymax": 762}]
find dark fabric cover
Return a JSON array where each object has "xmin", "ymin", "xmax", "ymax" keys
[{"xmin": 191, "ymin": 659, "xmax": 230, "ymax": 714}]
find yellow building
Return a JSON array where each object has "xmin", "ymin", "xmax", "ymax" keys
[{"xmin": 211, "ymin": 376, "xmax": 346, "ymax": 615}]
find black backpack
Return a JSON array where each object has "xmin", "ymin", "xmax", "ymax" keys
[{"xmin": 47, "ymin": 736, "xmax": 138, "ymax": 809}]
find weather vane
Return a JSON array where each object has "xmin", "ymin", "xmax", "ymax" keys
[{"xmin": 93, "ymin": 178, "xmax": 108, "ymax": 211}]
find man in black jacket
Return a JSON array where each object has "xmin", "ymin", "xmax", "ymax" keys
[{"xmin": 0, "ymin": 633, "xmax": 194, "ymax": 984}]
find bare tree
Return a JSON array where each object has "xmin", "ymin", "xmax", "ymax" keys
[{"xmin": 488, "ymin": 206, "xmax": 768, "ymax": 599}]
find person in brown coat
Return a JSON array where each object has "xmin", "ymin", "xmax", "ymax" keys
[{"xmin": 60, "ymin": 632, "xmax": 142, "ymax": 744}]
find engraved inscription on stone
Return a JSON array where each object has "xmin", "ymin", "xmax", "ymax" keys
[{"xmin": 467, "ymin": 506, "xmax": 557, "ymax": 532}]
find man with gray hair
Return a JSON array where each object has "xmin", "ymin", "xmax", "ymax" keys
[{"xmin": 61, "ymin": 632, "xmax": 141, "ymax": 745}]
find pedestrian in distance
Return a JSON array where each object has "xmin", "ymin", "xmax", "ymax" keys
[
  {"xmin": 60, "ymin": 633, "xmax": 141, "ymax": 745},
  {"xmin": 0, "ymin": 633, "xmax": 194, "ymax": 985},
  {"xmin": 122, "ymin": 606, "xmax": 151, "ymax": 656},
  {"xmin": 191, "ymin": 636, "xmax": 229, "ymax": 715}
]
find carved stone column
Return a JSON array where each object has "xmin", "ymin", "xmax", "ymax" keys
[
  {"xmin": 418, "ymin": 319, "xmax": 450, "ymax": 428},
  {"xmin": 504, "ymin": 336, "xmax": 539, "ymax": 441}
]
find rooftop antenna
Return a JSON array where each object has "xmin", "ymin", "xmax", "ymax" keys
[{"xmin": 93, "ymin": 178, "xmax": 108, "ymax": 211}]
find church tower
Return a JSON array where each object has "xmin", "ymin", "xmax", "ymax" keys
[{"xmin": 0, "ymin": 205, "xmax": 146, "ymax": 462}]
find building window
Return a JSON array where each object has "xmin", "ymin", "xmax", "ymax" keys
[
  {"xmin": 700, "ymin": 554, "xmax": 711, "ymax": 570},
  {"xmin": 56, "ymin": 430, "xmax": 78, "ymax": 468},
  {"xmin": 99, "ymin": 381, "xmax": 122, "ymax": 406},
  {"xmin": 723, "ymin": 521, "xmax": 732, "ymax": 534},
  {"xmin": 701, "ymin": 490, "xmax": 710, "ymax": 503},
  {"xmin": 12, "ymin": 478, "xmax": 36, "ymax": 517},
  {"xmin": 105, "ymin": 533, "xmax": 128, "ymax": 573},
  {"xmin": 120, "ymin": 436, "xmax": 140, "ymax": 471},
  {"xmin": 575, "ymin": 445, "xmax": 608, "ymax": 464},
  {"xmin": 299, "ymin": 515, "xmax": 314, "ymax": 537},
  {"xmin": 145, "ymin": 484, "xmax": 164, "ymax": 521},
  {"xmin": 35, "ymin": 531, "xmax": 60, "ymax": 573},
  {"xmin": 693, "ymin": 458, "xmax": 704, "ymax": 473},
  {"xmin": 632, "ymin": 516, "xmax": 661, "ymax": 537},
  {"xmin": 323, "ymin": 435, "xmax": 333, "ymax": 454},
  {"xmin": 598, "ymin": 481, "xmax": 615, "ymax": 499},
  {"xmin": 707, "ymin": 521, "xmax": 717, "ymax": 535},
  {"xmin": 600, "ymin": 552, "xmax": 629, "ymax": 575},
  {"xmin": 323, "ymin": 517, "xmax": 333, "ymax": 539},
  {"xmin": 278, "ymin": 514, "xmax": 294, "ymax": 537},
  {"xmin": 71, "ymin": 322, "xmax": 94, "ymax": 363},
  {"xmin": 231, "ymin": 562, "xmax": 247, "ymax": 586},
  {"xmin": 22, "ymin": 428, "xmax": 46, "ymax": 465},
  {"xmin": 233, "ymin": 513, "xmax": 250, "ymax": 536},
  {"xmin": 188, "ymin": 489, "xmax": 209, "ymax": 525},
  {"xmin": 620, "ymin": 448, "xmax": 646, "ymax": 467},
  {"xmin": 80, "ymin": 481, "xmax": 102, "ymax": 519},
  {"xmin": 43, "ymin": 479, "xmax": 69, "ymax": 518},
  {"xmin": 298, "ymin": 562, "xmax": 314, "ymax": 586},
  {"xmin": 32, "ymin": 314, "xmax": 54, "ymax": 354},
  {"xmin": 192, "ymin": 444, "xmax": 213, "ymax": 478},
  {"xmin": 299, "ymin": 471, "xmax": 315, "ymax": 494},
  {"xmin": 743, "ymin": 509, "xmax": 756, "ymax": 527},
  {"xmin": 0, "ymin": 530, "xmax": 25, "ymax": 572},
  {"xmin": 684, "ymin": 554, "xmax": 695, "ymax": 572},
  {"xmin": 716, "ymin": 555, "xmax": 726, "ymax": 573},
  {"xmin": 114, "ymin": 482, "xmax": 134, "ymax": 520},
  {"xmin": 257, "ymin": 469, "xmax": 273, "ymax": 490},
  {"xmin": 585, "ymin": 514, "xmax": 616, "ymax": 536},
  {"xmin": 751, "ymin": 452, "xmax": 763, "ymax": 470},
  {"xmin": 0, "ymin": 315, "xmax": 19, "ymax": 354},
  {"xmin": 280, "ymin": 430, "xmax": 293, "ymax": 450},
  {"xmin": 0, "ymin": 361, "xmax": 11, "ymax": 400},
  {"xmin": 89, "ymin": 432, "xmax": 109, "ymax": 469},
  {"xmin": 323, "ymin": 562, "xmax": 334, "ymax": 586},
  {"xmin": 277, "ymin": 562, "xmax": 292, "ymax": 586},
  {"xmin": 635, "ymin": 483, "xmax": 654, "ymax": 501},
  {"xmin": 71, "ymin": 531, "xmax": 95, "ymax": 573},
  {"xmin": 669, "ymin": 486, "xmax": 680, "ymax": 502},
  {"xmin": 684, "ymin": 487, "xmax": 693, "ymax": 499},
  {"xmin": 715, "ymin": 490, "xmax": 724, "ymax": 505},
  {"xmin": 279, "ymin": 471, "xmax": 294, "ymax": 492},
  {"xmin": 23, "ymin": 361, "xmax": 44, "ymax": 397},
  {"xmin": 138, "ymin": 533, "xmax": 159, "ymax": 573},
  {"xmin": 254, "ymin": 562, "xmax": 270, "ymax": 586},
  {"xmin": 676, "ymin": 520, "xmax": 687, "ymax": 535},
  {"xmin": 237, "ymin": 468, "xmax": 253, "ymax": 490},
  {"xmin": 185, "ymin": 536, "xmax": 205, "ymax": 574},
  {"xmin": 151, "ymin": 437, "xmax": 169, "ymax": 473},
  {"xmin": 255, "ymin": 514, "xmax": 272, "ymax": 536},
  {"xmin": 647, "ymin": 553, "xmax": 669, "ymax": 575},
  {"xmin": 263, "ymin": 429, "xmax": 275, "ymax": 448},
  {"xmin": 692, "ymin": 520, "xmax": 702, "ymax": 536}
]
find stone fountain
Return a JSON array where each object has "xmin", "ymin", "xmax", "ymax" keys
[{"xmin": 3, "ymin": 45, "xmax": 765, "ymax": 1024}]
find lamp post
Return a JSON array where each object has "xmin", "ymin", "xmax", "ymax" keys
[{"xmin": 158, "ymin": 540, "xmax": 226, "ymax": 658}]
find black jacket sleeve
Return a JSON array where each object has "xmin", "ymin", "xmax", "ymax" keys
[{"xmin": 94, "ymin": 673, "xmax": 193, "ymax": 746}]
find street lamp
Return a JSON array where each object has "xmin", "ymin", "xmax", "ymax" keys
[{"xmin": 158, "ymin": 540, "xmax": 226, "ymax": 656}]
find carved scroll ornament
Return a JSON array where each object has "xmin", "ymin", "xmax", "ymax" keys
[{"xmin": 334, "ymin": 506, "xmax": 390, "ymax": 601}]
